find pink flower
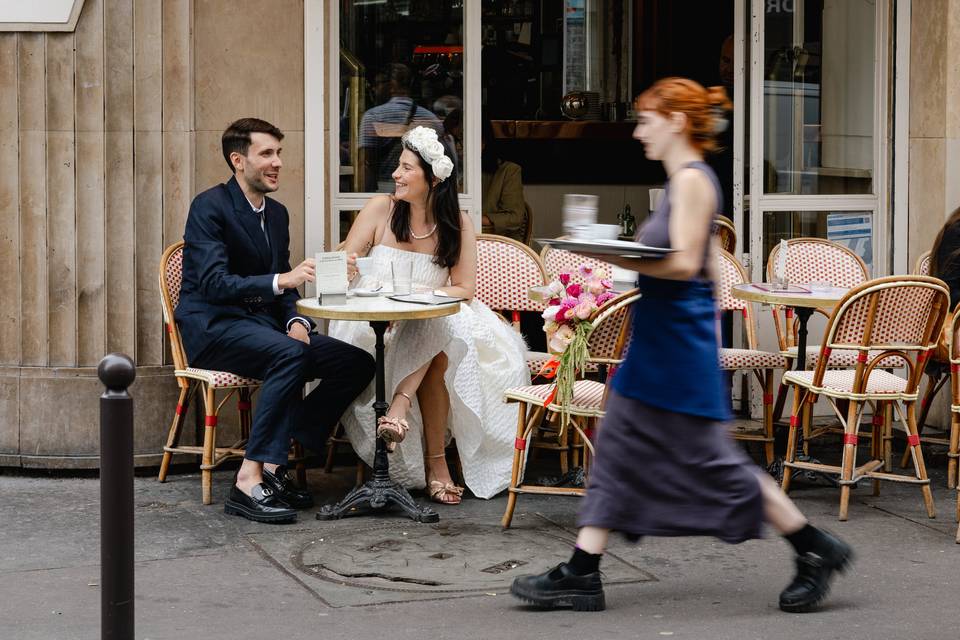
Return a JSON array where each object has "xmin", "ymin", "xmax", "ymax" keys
[
  {"xmin": 586, "ymin": 278, "xmax": 605, "ymax": 295},
  {"xmin": 547, "ymin": 297, "xmax": 561, "ymax": 306},
  {"xmin": 555, "ymin": 307, "xmax": 568, "ymax": 323},
  {"xmin": 578, "ymin": 265, "xmax": 593, "ymax": 279},
  {"xmin": 565, "ymin": 283, "xmax": 582, "ymax": 298},
  {"xmin": 559, "ymin": 272, "xmax": 571, "ymax": 285},
  {"xmin": 596, "ymin": 291, "xmax": 615, "ymax": 305},
  {"xmin": 600, "ymin": 279, "xmax": 613, "ymax": 289},
  {"xmin": 574, "ymin": 302, "xmax": 594, "ymax": 320},
  {"xmin": 561, "ymin": 296, "xmax": 579, "ymax": 308}
]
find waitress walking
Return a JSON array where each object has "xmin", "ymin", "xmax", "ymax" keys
[{"xmin": 511, "ymin": 78, "xmax": 852, "ymax": 613}]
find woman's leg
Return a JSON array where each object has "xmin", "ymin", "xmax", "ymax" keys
[
  {"xmin": 757, "ymin": 471, "xmax": 807, "ymax": 534},
  {"xmin": 417, "ymin": 353, "xmax": 463, "ymax": 504},
  {"xmin": 575, "ymin": 526, "xmax": 610, "ymax": 555},
  {"xmin": 755, "ymin": 471, "xmax": 854, "ymax": 612}
]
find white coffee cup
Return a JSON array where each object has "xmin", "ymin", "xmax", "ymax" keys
[{"xmin": 355, "ymin": 256, "xmax": 374, "ymax": 276}]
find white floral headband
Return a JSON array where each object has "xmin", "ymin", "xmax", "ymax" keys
[{"xmin": 402, "ymin": 126, "xmax": 454, "ymax": 182}]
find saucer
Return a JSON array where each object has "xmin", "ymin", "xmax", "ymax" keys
[{"xmin": 350, "ymin": 287, "xmax": 382, "ymax": 297}]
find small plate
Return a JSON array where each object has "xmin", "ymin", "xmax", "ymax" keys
[{"xmin": 350, "ymin": 287, "xmax": 383, "ymax": 297}]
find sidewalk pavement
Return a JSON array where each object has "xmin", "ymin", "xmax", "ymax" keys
[{"xmin": 1, "ymin": 449, "xmax": 957, "ymax": 640}]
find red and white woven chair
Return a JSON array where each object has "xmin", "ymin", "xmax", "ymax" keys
[
  {"xmin": 715, "ymin": 216, "xmax": 737, "ymax": 253},
  {"xmin": 716, "ymin": 250, "xmax": 788, "ymax": 465},
  {"xmin": 780, "ymin": 275, "xmax": 949, "ymax": 521},
  {"xmin": 540, "ymin": 243, "xmax": 614, "ymax": 283},
  {"xmin": 158, "ymin": 242, "xmax": 303, "ymax": 505},
  {"xmin": 500, "ymin": 289, "xmax": 640, "ymax": 529},
  {"xmin": 476, "ymin": 234, "xmax": 555, "ymax": 381}
]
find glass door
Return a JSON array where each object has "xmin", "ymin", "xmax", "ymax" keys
[
  {"xmin": 329, "ymin": 1, "xmax": 481, "ymax": 244},
  {"xmin": 745, "ymin": 0, "xmax": 890, "ymax": 281}
]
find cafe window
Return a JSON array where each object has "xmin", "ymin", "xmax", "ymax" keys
[{"xmin": 338, "ymin": 1, "xmax": 466, "ymax": 196}]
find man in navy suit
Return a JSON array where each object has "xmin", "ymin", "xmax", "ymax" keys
[{"xmin": 176, "ymin": 118, "xmax": 374, "ymax": 523}]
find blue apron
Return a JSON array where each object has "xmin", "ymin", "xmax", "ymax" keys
[{"xmin": 612, "ymin": 275, "xmax": 730, "ymax": 422}]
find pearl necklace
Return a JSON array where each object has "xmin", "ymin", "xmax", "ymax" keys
[{"xmin": 410, "ymin": 223, "xmax": 437, "ymax": 240}]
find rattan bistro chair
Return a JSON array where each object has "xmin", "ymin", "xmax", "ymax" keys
[
  {"xmin": 716, "ymin": 250, "xmax": 788, "ymax": 465},
  {"xmin": 158, "ymin": 242, "xmax": 304, "ymax": 504},
  {"xmin": 500, "ymin": 289, "xmax": 640, "ymax": 529},
  {"xmin": 780, "ymin": 276, "xmax": 949, "ymax": 521},
  {"xmin": 714, "ymin": 216, "xmax": 737, "ymax": 253}
]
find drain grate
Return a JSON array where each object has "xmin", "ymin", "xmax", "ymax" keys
[{"xmin": 480, "ymin": 559, "xmax": 527, "ymax": 574}]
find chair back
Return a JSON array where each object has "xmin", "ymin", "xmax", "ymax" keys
[
  {"xmin": 914, "ymin": 250, "xmax": 931, "ymax": 276},
  {"xmin": 541, "ymin": 245, "xmax": 614, "ymax": 282},
  {"xmin": 714, "ymin": 216, "xmax": 737, "ymax": 253},
  {"xmin": 586, "ymin": 289, "xmax": 641, "ymax": 364},
  {"xmin": 765, "ymin": 238, "xmax": 869, "ymax": 351},
  {"xmin": 476, "ymin": 234, "xmax": 548, "ymax": 317},
  {"xmin": 815, "ymin": 276, "xmax": 949, "ymax": 392},
  {"xmin": 765, "ymin": 237, "xmax": 868, "ymax": 287},
  {"xmin": 715, "ymin": 249, "xmax": 758, "ymax": 349},
  {"xmin": 159, "ymin": 241, "xmax": 189, "ymax": 371}
]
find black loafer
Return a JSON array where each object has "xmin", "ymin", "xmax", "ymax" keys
[
  {"xmin": 510, "ymin": 563, "xmax": 605, "ymax": 611},
  {"xmin": 262, "ymin": 465, "xmax": 314, "ymax": 509},
  {"xmin": 779, "ymin": 532, "xmax": 853, "ymax": 613},
  {"xmin": 224, "ymin": 483, "xmax": 297, "ymax": 524}
]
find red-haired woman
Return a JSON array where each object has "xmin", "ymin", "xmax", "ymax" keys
[{"xmin": 511, "ymin": 78, "xmax": 852, "ymax": 613}]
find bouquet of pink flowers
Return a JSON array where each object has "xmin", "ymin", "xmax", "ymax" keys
[{"xmin": 539, "ymin": 265, "xmax": 616, "ymax": 430}]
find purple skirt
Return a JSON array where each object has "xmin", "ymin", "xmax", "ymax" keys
[{"xmin": 577, "ymin": 390, "xmax": 765, "ymax": 544}]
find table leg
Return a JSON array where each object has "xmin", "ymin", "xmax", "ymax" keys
[
  {"xmin": 784, "ymin": 307, "xmax": 836, "ymax": 487},
  {"xmin": 317, "ymin": 321, "xmax": 439, "ymax": 523},
  {"xmin": 794, "ymin": 307, "xmax": 814, "ymax": 372}
]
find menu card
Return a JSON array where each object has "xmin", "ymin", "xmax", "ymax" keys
[{"xmin": 314, "ymin": 252, "xmax": 348, "ymax": 305}]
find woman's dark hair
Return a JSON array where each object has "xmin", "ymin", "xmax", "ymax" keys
[
  {"xmin": 390, "ymin": 137, "xmax": 462, "ymax": 269},
  {"xmin": 929, "ymin": 206, "xmax": 960, "ymax": 279},
  {"xmin": 480, "ymin": 118, "xmax": 501, "ymax": 173}
]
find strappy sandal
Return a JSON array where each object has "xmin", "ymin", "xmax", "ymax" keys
[
  {"xmin": 376, "ymin": 392, "xmax": 412, "ymax": 452},
  {"xmin": 425, "ymin": 452, "xmax": 464, "ymax": 505}
]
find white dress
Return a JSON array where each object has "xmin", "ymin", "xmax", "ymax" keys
[{"xmin": 328, "ymin": 244, "xmax": 530, "ymax": 499}]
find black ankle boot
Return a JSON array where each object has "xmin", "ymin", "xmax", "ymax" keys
[
  {"xmin": 779, "ymin": 530, "xmax": 854, "ymax": 613},
  {"xmin": 510, "ymin": 563, "xmax": 605, "ymax": 611}
]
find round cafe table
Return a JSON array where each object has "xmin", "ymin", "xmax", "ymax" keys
[
  {"xmin": 297, "ymin": 293, "xmax": 460, "ymax": 523},
  {"xmin": 731, "ymin": 283, "xmax": 848, "ymax": 371},
  {"xmin": 731, "ymin": 283, "xmax": 849, "ymax": 482}
]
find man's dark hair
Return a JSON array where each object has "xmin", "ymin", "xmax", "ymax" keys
[
  {"xmin": 221, "ymin": 118, "xmax": 284, "ymax": 173},
  {"xmin": 386, "ymin": 63, "xmax": 411, "ymax": 94}
]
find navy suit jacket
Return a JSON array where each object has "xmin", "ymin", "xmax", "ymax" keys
[{"xmin": 175, "ymin": 176, "xmax": 311, "ymax": 362}]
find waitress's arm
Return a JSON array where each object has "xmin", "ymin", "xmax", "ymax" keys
[{"xmin": 580, "ymin": 169, "xmax": 715, "ymax": 281}]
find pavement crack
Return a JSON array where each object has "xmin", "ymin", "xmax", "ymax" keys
[{"xmin": 312, "ymin": 565, "xmax": 446, "ymax": 586}]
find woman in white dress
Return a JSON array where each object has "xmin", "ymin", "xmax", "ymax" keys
[{"xmin": 330, "ymin": 126, "xmax": 530, "ymax": 504}]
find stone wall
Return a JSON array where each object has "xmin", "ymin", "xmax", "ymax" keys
[{"xmin": 0, "ymin": 0, "xmax": 306, "ymax": 468}]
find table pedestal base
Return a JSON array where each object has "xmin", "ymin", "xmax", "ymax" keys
[
  {"xmin": 317, "ymin": 459, "xmax": 439, "ymax": 522},
  {"xmin": 316, "ymin": 319, "xmax": 439, "ymax": 523}
]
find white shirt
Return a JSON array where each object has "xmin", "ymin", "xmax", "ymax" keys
[{"xmin": 245, "ymin": 194, "xmax": 310, "ymax": 334}]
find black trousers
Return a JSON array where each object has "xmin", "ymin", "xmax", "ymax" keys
[{"xmin": 192, "ymin": 319, "xmax": 375, "ymax": 465}]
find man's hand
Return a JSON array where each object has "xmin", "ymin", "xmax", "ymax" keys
[
  {"xmin": 287, "ymin": 322, "xmax": 310, "ymax": 345},
  {"xmin": 278, "ymin": 258, "xmax": 316, "ymax": 290}
]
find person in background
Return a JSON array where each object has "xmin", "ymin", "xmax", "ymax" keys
[
  {"xmin": 510, "ymin": 78, "xmax": 853, "ymax": 614},
  {"xmin": 481, "ymin": 118, "xmax": 526, "ymax": 242},
  {"xmin": 927, "ymin": 206, "xmax": 960, "ymax": 362},
  {"xmin": 359, "ymin": 63, "xmax": 442, "ymax": 192}
]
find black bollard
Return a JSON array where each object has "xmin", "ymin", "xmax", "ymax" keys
[{"xmin": 98, "ymin": 353, "xmax": 136, "ymax": 640}]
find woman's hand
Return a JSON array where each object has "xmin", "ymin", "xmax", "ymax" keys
[{"xmin": 347, "ymin": 252, "xmax": 359, "ymax": 283}]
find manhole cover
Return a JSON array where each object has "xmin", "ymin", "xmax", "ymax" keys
[{"xmin": 290, "ymin": 521, "xmax": 652, "ymax": 595}]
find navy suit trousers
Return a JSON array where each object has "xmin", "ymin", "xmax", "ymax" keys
[{"xmin": 192, "ymin": 318, "xmax": 375, "ymax": 465}]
